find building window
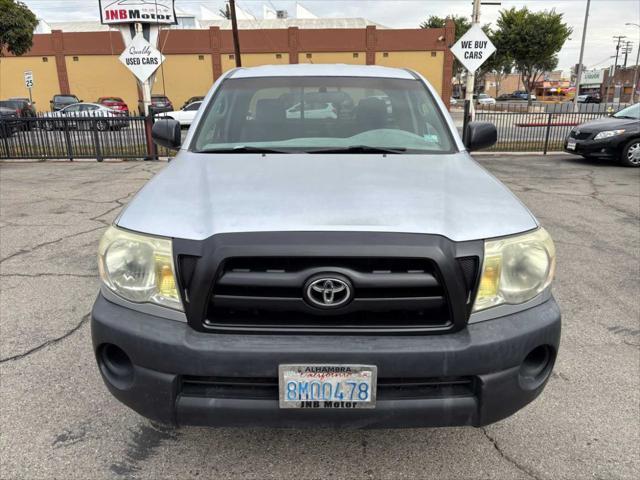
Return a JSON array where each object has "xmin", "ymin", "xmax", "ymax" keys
[
  {"xmin": 229, "ymin": 54, "xmax": 235, "ymax": 60},
  {"xmin": 276, "ymin": 53, "xmax": 282, "ymax": 59},
  {"xmin": 353, "ymin": 53, "xmax": 359, "ymax": 58},
  {"xmin": 198, "ymin": 55, "xmax": 204, "ymax": 60},
  {"xmin": 383, "ymin": 52, "xmax": 389, "ymax": 58},
  {"xmin": 73, "ymin": 56, "xmax": 79, "ymax": 62},
  {"xmin": 42, "ymin": 57, "xmax": 48, "ymax": 62},
  {"xmin": 431, "ymin": 51, "xmax": 437, "ymax": 57},
  {"xmin": 306, "ymin": 53, "xmax": 312, "ymax": 59}
]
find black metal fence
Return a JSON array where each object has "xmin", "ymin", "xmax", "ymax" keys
[
  {"xmin": 0, "ymin": 113, "xmax": 174, "ymax": 161},
  {"xmin": 470, "ymin": 102, "xmax": 630, "ymax": 153}
]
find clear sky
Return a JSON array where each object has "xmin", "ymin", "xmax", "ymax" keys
[{"xmin": 22, "ymin": 0, "xmax": 640, "ymax": 71}]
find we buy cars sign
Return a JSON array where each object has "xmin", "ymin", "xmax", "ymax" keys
[
  {"xmin": 450, "ymin": 25, "xmax": 496, "ymax": 73},
  {"xmin": 99, "ymin": 0, "xmax": 177, "ymax": 25},
  {"xmin": 119, "ymin": 33, "xmax": 165, "ymax": 82}
]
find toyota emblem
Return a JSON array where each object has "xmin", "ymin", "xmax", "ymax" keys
[{"xmin": 304, "ymin": 275, "xmax": 353, "ymax": 309}]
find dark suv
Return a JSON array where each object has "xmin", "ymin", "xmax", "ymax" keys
[{"xmin": 50, "ymin": 94, "xmax": 81, "ymax": 111}]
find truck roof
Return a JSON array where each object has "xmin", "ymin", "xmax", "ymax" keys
[{"xmin": 229, "ymin": 64, "xmax": 416, "ymax": 80}]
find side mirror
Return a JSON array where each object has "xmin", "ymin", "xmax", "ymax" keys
[
  {"xmin": 152, "ymin": 119, "xmax": 181, "ymax": 150},
  {"xmin": 464, "ymin": 121, "xmax": 497, "ymax": 151}
]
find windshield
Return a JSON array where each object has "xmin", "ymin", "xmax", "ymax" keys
[
  {"xmin": 192, "ymin": 76, "xmax": 455, "ymax": 153},
  {"xmin": 613, "ymin": 103, "xmax": 640, "ymax": 119},
  {"xmin": 55, "ymin": 95, "xmax": 78, "ymax": 102}
]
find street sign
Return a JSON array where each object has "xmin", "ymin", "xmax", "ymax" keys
[
  {"xmin": 24, "ymin": 71, "xmax": 34, "ymax": 88},
  {"xmin": 450, "ymin": 24, "xmax": 496, "ymax": 73},
  {"xmin": 99, "ymin": 0, "xmax": 177, "ymax": 25},
  {"xmin": 119, "ymin": 33, "xmax": 165, "ymax": 83}
]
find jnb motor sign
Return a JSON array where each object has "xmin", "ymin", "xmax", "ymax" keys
[{"xmin": 99, "ymin": 0, "xmax": 177, "ymax": 25}]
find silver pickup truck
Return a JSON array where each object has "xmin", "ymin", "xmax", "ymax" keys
[{"xmin": 92, "ymin": 64, "xmax": 560, "ymax": 428}]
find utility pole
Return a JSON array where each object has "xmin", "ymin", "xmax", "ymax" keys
[
  {"xmin": 622, "ymin": 41, "xmax": 633, "ymax": 68},
  {"xmin": 606, "ymin": 35, "xmax": 627, "ymax": 103},
  {"xmin": 626, "ymin": 23, "xmax": 639, "ymax": 103},
  {"xmin": 573, "ymin": 0, "xmax": 590, "ymax": 110},
  {"xmin": 229, "ymin": 0, "xmax": 242, "ymax": 67},
  {"xmin": 465, "ymin": 0, "xmax": 481, "ymax": 120}
]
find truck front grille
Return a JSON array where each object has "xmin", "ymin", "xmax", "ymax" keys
[{"xmin": 203, "ymin": 256, "xmax": 471, "ymax": 334}]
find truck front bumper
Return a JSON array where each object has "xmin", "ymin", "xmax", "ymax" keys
[{"xmin": 91, "ymin": 293, "xmax": 561, "ymax": 428}]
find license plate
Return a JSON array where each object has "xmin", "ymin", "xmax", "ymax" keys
[
  {"xmin": 567, "ymin": 139, "xmax": 576, "ymax": 150},
  {"xmin": 279, "ymin": 364, "xmax": 377, "ymax": 409}
]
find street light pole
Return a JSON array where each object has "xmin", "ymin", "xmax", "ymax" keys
[
  {"xmin": 573, "ymin": 0, "xmax": 591, "ymax": 110},
  {"xmin": 626, "ymin": 23, "xmax": 640, "ymax": 103}
]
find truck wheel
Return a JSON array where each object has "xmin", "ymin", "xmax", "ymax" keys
[{"xmin": 620, "ymin": 139, "xmax": 640, "ymax": 167}]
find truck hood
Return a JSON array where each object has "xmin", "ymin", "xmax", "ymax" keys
[{"xmin": 117, "ymin": 152, "xmax": 538, "ymax": 242}]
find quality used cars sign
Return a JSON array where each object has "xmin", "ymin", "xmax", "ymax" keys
[
  {"xmin": 119, "ymin": 33, "xmax": 165, "ymax": 82},
  {"xmin": 99, "ymin": 0, "xmax": 177, "ymax": 25}
]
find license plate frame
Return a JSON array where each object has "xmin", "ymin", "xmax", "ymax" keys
[
  {"xmin": 278, "ymin": 364, "xmax": 377, "ymax": 409},
  {"xmin": 567, "ymin": 139, "xmax": 577, "ymax": 150}
]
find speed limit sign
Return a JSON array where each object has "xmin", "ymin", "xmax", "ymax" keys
[{"xmin": 24, "ymin": 71, "xmax": 34, "ymax": 88}]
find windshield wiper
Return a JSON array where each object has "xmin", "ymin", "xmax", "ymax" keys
[
  {"xmin": 307, "ymin": 145, "xmax": 407, "ymax": 154},
  {"xmin": 196, "ymin": 146, "xmax": 291, "ymax": 154}
]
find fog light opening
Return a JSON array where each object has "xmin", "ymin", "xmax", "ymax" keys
[
  {"xmin": 98, "ymin": 343, "xmax": 134, "ymax": 390},
  {"xmin": 519, "ymin": 345, "xmax": 554, "ymax": 390}
]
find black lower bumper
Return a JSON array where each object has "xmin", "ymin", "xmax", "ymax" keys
[
  {"xmin": 564, "ymin": 138, "xmax": 624, "ymax": 159},
  {"xmin": 91, "ymin": 293, "xmax": 561, "ymax": 428}
]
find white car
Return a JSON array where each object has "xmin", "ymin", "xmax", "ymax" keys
[
  {"xmin": 286, "ymin": 102, "xmax": 337, "ymax": 119},
  {"xmin": 157, "ymin": 101, "xmax": 202, "ymax": 126},
  {"xmin": 43, "ymin": 103, "xmax": 127, "ymax": 130},
  {"xmin": 475, "ymin": 94, "xmax": 496, "ymax": 105}
]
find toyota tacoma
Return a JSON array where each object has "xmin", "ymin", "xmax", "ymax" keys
[{"xmin": 92, "ymin": 64, "xmax": 560, "ymax": 428}]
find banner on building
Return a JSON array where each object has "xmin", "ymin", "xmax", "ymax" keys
[
  {"xmin": 99, "ymin": 0, "xmax": 177, "ymax": 25},
  {"xmin": 581, "ymin": 69, "xmax": 605, "ymax": 86}
]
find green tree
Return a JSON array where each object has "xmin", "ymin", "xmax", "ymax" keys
[
  {"xmin": 0, "ymin": 0, "xmax": 38, "ymax": 57},
  {"xmin": 494, "ymin": 7, "xmax": 572, "ymax": 105},
  {"xmin": 476, "ymin": 27, "xmax": 513, "ymax": 98},
  {"xmin": 421, "ymin": 15, "xmax": 471, "ymax": 96}
]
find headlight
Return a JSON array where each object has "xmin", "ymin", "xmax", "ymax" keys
[
  {"xmin": 98, "ymin": 226, "xmax": 183, "ymax": 311},
  {"xmin": 594, "ymin": 129, "xmax": 625, "ymax": 140},
  {"xmin": 473, "ymin": 228, "xmax": 556, "ymax": 312}
]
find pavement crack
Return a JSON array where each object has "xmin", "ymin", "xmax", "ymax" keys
[
  {"xmin": 0, "ymin": 272, "xmax": 96, "ymax": 278},
  {"xmin": 481, "ymin": 427, "xmax": 544, "ymax": 480},
  {"xmin": 0, "ymin": 226, "xmax": 105, "ymax": 265},
  {"xmin": 0, "ymin": 314, "xmax": 90, "ymax": 363}
]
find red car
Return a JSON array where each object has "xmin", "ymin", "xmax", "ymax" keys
[{"xmin": 97, "ymin": 97, "xmax": 129, "ymax": 115}]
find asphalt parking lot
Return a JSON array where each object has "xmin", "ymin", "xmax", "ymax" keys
[{"xmin": 1, "ymin": 154, "xmax": 638, "ymax": 479}]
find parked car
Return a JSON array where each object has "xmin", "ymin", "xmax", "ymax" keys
[
  {"xmin": 576, "ymin": 94, "xmax": 601, "ymax": 104},
  {"xmin": 1, "ymin": 98, "xmax": 37, "ymax": 131},
  {"xmin": 156, "ymin": 101, "xmax": 202, "ymax": 126},
  {"xmin": 564, "ymin": 102, "xmax": 640, "ymax": 167},
  {"xmin": 92, "ymin": 64, "xmax": 560, "ymax": 429},
  {"xmin": 3, "ymin": 98, "xmax": 36, "ymax": 117},
  {"xmin": 0, "ymin": 106, "xmax": 20, "ymax": 137},
  {"xmin": 496, "ymin": 93, "xmax": 519, "ymax": 101},
  {"xmin": 474, "ymin": 93, "xmax": 496, "ymax": 105},
  {"xmin": 43, "ymin": 103, "xmax": 128, "ymax": 131},
  {"xmin": 97, "ymin": 97, "xmax": 130, "ymax": 115},
  {"xmin": 512, "ymin": 91, "xmax": 536, "ymax": 101},
  {"xmin": 149, "ymin": 95, "xmax": 173, "ymax": 114},
  {"xmin": 286, "ymin": 101, "xmax": 338, "ymax": 119},
  {"xmin": 50, "ymin": 94, "xmax": 81, "ymax": 111},
  {"xmin": 181, "ymin": 96, "xmax": 204, "ymax": 110}
]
